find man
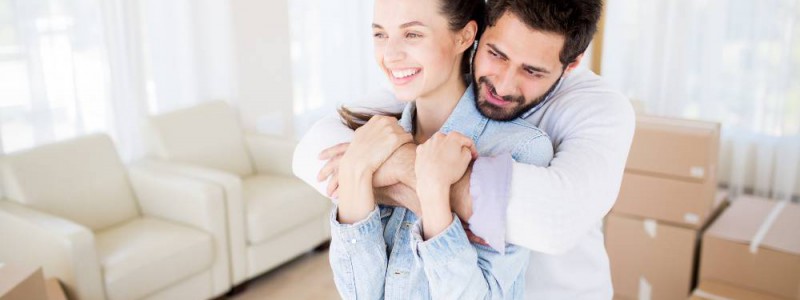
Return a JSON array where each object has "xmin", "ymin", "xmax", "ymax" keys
[{"xmin": 293, "ymin": 0, "xmax": 635, "ymax": 298}]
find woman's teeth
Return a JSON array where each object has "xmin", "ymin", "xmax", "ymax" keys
[{"xmin": 392, "ymin": 69, "xmax": 419, "ymax": 79}]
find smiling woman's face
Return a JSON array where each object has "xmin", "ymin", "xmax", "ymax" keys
[{"xmin": 372, "ymin": 0, "xmax": 466, "ymax": 101}]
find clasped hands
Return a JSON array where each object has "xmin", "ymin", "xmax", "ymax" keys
[{"xmin": 318, "ymin": 116, "xmax": 486, "ymax": 243}]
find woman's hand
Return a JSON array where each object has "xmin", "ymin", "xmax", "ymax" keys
[
  {"xmin": 414, "ymin": 132, "xmax": 477, "ymax": 239},
  {"xmin": 336, "ymin": 115, "xmax": 412, "ymax": 224},
  {"xmin": 339, "ymin": 115, "xmax": 413, "ymax": 176},
  {"xmin": 415, "ymin": 132, "xmax": 477, "ymax": 191}
]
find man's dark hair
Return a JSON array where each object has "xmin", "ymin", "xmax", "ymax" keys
[{"xmin": 486, "ymin": 0, "xmax": 602, "ymax": 67}]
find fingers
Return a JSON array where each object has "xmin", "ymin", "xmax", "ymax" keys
[
  {"xmin": 326, "ymin": 170, "xmax": 339, "ymax": 198},
  {"xmin": 460, "ymin": 146, "xmax": 473, "ymax": 162},
  {"xmin": 446, "ymin": 132, "xmax": 474, "ymax": 150},
  {"xmin": 468, "ymin": 143, "xmax": 478, "ymax": 159},
  {"xmin": 319, "ymin": 143, "xmax": 350, "ymax": 160},
  {"xmin": 317, "ymin": 154, "xmax": 342, "ymax": 182}
]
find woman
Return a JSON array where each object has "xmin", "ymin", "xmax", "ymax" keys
[{"xmin": 328, "ymin": 0, "xmax": 553, "ymax": 298}]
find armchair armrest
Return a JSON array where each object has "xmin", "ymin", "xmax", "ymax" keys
[
  {"xmin": 127, "ymin": 165, "xmax": 231, "ymax": 295},
  {"xmin": 244, "ymin": 132, "xmax": 296, "ymax": 177},
  {"xmin": 0, "ymin": 201, "xmax": 105, "ymax": 300},
  {"xmin": 131, "ymin": 159, "xmax": 249, "ymax": 285}
]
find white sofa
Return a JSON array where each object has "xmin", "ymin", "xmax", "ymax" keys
[
  {"xmin": 141, "ymin": 101, "xmax": 331, "ymax": 286},
  {"xmin": 0, "ymin": 134, "xmax": 231, "ymax": 300}
]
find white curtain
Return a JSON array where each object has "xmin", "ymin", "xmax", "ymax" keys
[
  {"xmin": 288, "ymin": 0, "xmax": 389, "ymax": 136},
  {"xmin": 0, "ymin": 0, "xmax": 235, "ymax": 161},
  {"xmin": 602, "ymin": 0, "xmax": 800, "ymax": 201}
]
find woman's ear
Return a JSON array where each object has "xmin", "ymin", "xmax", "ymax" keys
[{"xmin": 457, "ymin": 20, "xmax": 478, "ymax": 52}]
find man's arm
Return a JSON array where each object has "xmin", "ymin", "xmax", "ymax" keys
[
  {"xmin": 292, "ymin": 88, "xmax": 403, "ymax": 194},
  {"xmin": 462, "ymin": 91, "xmax": 636, "ymax": 255}
]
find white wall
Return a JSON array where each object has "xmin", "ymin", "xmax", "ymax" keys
[{"xmin": 230, "ymin": 0, "xmax": 294, "ymax": 137}]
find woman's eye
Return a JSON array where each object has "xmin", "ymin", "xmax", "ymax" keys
[
  {"xmin": 373, "ymin": 32, "xmax": 387, "ymax": 39},
  {"xmin": 406, "ymin": 32, "xmax": 422, "ymax": 39}
]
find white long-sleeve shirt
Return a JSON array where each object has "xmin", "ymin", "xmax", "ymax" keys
[{"xmin": 292, "ymin": 68, "xmax": 635, "ymax": 299}]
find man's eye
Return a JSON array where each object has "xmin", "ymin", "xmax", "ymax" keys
[{"xmin": 488, "ymin": 50, "xmax": 498, "ymax": 57}]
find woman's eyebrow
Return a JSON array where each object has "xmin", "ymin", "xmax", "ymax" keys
[{"xmin": 372, "ymin": 21, "xmax": 427, "ymax": 29}]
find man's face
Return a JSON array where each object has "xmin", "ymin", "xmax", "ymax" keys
[{"xmin": 473, "ymin": 12, "xmax": 581, "ymax": 121}]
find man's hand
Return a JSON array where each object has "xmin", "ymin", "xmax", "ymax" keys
[
  {"xmin": 450, "ymin": 163, "xmax": 474, "ymax": 221},
  {"xmin": 318, "ymin": 142, "xmax": 417, "ymax": 198},
  {"xmin": 373, "ymin": 143, "xmax": 417, "ymax": 188},
  {"xmin": 317, "ymin": 142, "xmax": 349, "ymax": 198},
  {"xmin": 375, "ymin": 183, "xmax": 422, "ymax": 215}
]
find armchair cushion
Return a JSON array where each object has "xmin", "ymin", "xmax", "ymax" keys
[
  {"xmin": 96, "ymin": 217, "xmax": 213, "ymax": 300},
  {"xmin": 243, "ymin": 175, "xmax": 330, "ymax": 244},
  {"xmin": 0, "ymin": 134, "xmax": 139, "ymax": 231},
  {"xmin": 146, "ymin": 101, "xmax": 254, "ymax": 177},
  {"xmin": 244, "ymin": 132, "xmax": 296, "ymax": 177}
]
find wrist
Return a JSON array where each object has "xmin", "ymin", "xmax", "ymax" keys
[
  {"xmin": 398, "ymin": 144, "xmax": 417, "ymax": 188},
  {"xmin": 450, "ymin": 165, "xmax": 473, "ymax": 220}
]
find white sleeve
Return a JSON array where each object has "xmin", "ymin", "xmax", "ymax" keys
[
  {"xmin": 291, "ymin": 88, "xmax": 405, "ymax": 197},
  {"xmin": 505, "ymin": 90, "xmax": 636, "ymax": 254}
]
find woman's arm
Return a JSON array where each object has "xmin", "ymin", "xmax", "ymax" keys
[
  {"xmin": 414, "ymin": 215, "xmax": 529, "ymax": 299},
  {"xmin": 328, "ymin": 115, "xmax": 413, "ymax": 298},
  {"xmin": 329, "ymin": 206, "xmax": 388, "ymax": 299}
]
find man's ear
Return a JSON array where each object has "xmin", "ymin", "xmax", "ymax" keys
[
  {"xmin": 457, "ymin": 20, "xmax": 478, "ymax": 52},
  {"xmin": 563, "ymin": 53, "xmax": 585, "ymax": 77}
]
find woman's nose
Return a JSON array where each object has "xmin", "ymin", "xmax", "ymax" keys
[{"xmin": 384, "ymin": 38, "xmax": 406, "ymax": 62}]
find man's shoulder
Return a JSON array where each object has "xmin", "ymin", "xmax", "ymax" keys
[
  {"xmin": 537, "ymin": 69, "xmax": 634, "ymax": 119},
  {"xmin": 551, "ymin": 69, "xmax": 628, "ymax": 106}
]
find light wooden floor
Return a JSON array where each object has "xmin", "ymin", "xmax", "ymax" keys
[{"xmin": 227, "ymin": 250, "xmax": 340, "ymax": 300}]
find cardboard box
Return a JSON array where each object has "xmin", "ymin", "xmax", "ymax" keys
[
  {"xmin": 690, "ymin": 280, "xmax": 787, "ymax": 300},
  {"xmin": 614, "ymin": 172, "xmax": 717, "ymax": 228},
  {"xmin": 606, "ymin": 213, "xmax": 697, "ymax": 299},
  {"xmin": 699, "ymin": 196, "xmax": 800, "ymax": 299},
  {"xmin": 606, "ymin": 192, "xmax": 727, "ymax": 300},
  {"xmin": 0, "ymin": 263, "xmax": 48, "ymax": 300},
  {"xmin": 44, "ymin": 279, "xmax": 66, "ymax": 300},
  {"xmin": 626, "ymin": 115, "xmax": 720, "ymax": 182}
]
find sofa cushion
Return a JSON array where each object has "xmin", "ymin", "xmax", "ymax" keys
[
  {"xmin": 0, "ymin": 134, "xmax": 140, "ymax": 231},
  {"xmin": 96, "ymin": 217, "xmax": 213, "ymax": 300},
  {"xmin": 146, "ymin": 101, "xmax": 254, "ymax": 177},
  {"xmin": 243, "ymin": 174, "xmax": 330, "ymax": 244}
]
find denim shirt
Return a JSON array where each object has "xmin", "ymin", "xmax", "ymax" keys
[{"xmin": 329, "ymin": 83, "xmax": 554, "ymax": 299}]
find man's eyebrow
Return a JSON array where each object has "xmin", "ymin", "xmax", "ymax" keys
[
  {"xmin": 486, "ymin": 43, "xmax": 509, "ymax": 60},
  {"xmin": 372, "ymin": 21, "xmax": 428, "ymax": 29},
  {"xmin": 523, "ymin": 64, "xmax": 551, "ymax": 74},
  {"xmin": 487, "ymin": 43, "xmax": 552, "ymax": 74}
]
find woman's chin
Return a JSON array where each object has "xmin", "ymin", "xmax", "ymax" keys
[{"xmin": 391, "ymin": 88, "xmax": 419, "ymax": 102}]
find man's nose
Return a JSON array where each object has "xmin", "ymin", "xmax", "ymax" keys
[{"xmin": 495, "ymin": 68, "xmax": 519, "ymax": 97}]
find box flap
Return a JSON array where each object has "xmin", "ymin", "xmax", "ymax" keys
[
  {"xmin": 706, "ymin": 195, "xmax": 800, "ymax": 255},
  {"xmin": 636, "ymin": 115, "xmax": 721, "ymax": 132},
  {"xmin": 762, "ymin": 199, "xmax": 800, "ymax": 255}
]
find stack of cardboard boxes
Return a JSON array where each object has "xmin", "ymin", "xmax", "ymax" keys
[{"xmin": 606, "ymin": 115, "xmax": 726, "ymax": 299}]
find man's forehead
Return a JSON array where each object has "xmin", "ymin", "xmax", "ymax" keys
[{"xmin": 483, "ymin": 12, "xmax": 565, "ymax": 70}]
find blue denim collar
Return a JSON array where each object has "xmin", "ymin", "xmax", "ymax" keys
[{"xmin": 398, "ymin": 83, "xmax": 487, "ymax": 144}]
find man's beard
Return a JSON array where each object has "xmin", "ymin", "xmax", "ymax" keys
[{"xmin": 473, "ymin": 76, "xmax": 561, "ymax": 121}]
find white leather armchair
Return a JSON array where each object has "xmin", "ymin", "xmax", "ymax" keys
[
  {"xmin": 141, "ymin": 101, "xmax": 331, "ymax": 286},
  {"xmin": 0, "ymin": 134, "xmax": 230, "ymax": 300}
]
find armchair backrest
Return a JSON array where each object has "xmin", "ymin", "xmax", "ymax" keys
[
  {"xmin": 0, "ymin": 134, "xmax": 140, "ymax": 231},
  {"xmin": 145, "ymin": 101, "xmax": 255, "ymax": 177}
]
